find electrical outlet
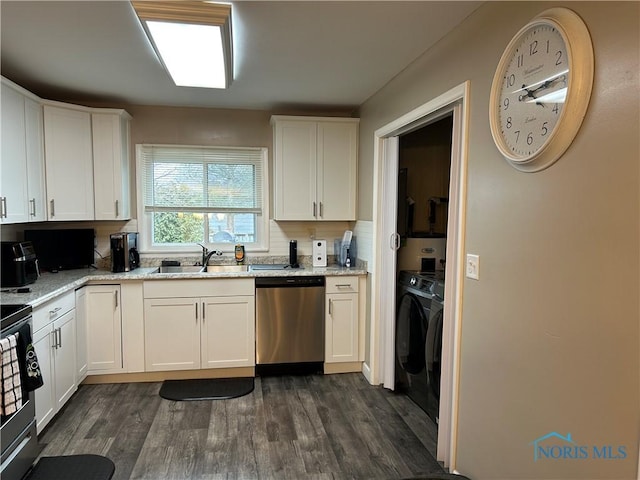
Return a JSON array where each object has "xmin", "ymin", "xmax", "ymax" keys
[{"xmin": 466, "ymin": 254, "xmax": 480, "ymax": 280}]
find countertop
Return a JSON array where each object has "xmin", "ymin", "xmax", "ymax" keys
[{"xmin": 0, "ymin": 265, "xmax": 367, "ymax": 309}]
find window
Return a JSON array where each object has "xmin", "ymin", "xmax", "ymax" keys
[{"xmin": 137, "ymin": 144, "xmax": 268, "ymax": 253}]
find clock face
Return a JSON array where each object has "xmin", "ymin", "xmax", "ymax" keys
[{"xmin": 496, "ymin": 21, "xmax": 569, "ymax": 161}]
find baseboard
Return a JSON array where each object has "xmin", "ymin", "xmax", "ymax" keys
[
  {"xmin": 361, "ymin": 361, "xmax": 373, "ymax": 384},
  {"xmin": 83, "ymin": 367, "xmax": 255, "ymax": 384},
  {"xmin": 323, "ymin": 361, "xmax": 362, "ymax": 374}
]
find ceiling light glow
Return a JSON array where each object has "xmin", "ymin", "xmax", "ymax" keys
[{"xmin": 147, "ymin": 21, "xmax": 225, "ymax": 88}]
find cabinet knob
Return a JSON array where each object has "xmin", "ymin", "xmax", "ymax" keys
[
  {"xmin": 30, "ymin": 198, "xmax": 36, "ymax": 217},
  {"xmin": 50, "ymin": 199, "xmax": 55, "ymax": 217}
]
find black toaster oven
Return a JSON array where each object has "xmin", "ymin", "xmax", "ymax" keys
[{"xmin": 0, "ymin": 241, "xmax": 39, "ymax": 287}]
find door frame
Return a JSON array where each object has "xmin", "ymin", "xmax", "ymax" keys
[{"xmin": 368, "ymin": 81, "xmax": 470, "ymax": 470}]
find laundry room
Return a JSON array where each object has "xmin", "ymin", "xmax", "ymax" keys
[{"xmin": 397, "ymin": 114, "xmax": 453, "ymax": 274}]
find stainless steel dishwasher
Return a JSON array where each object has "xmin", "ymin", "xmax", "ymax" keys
[{"xmin": 255, "ymin": 276, "xmax": 325, "ymax": 372}]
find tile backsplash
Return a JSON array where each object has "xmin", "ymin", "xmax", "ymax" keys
[{"xmin": 5, "ymin": 219, "xmax": 361, "ymax": 269}]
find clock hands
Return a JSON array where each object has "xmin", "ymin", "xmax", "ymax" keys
[{"xmin": 517, "ymin": 74, "xmax": 567, "ymax": 103}]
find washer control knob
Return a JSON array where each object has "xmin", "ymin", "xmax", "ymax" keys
[{"xmin": 410, "ymin": 277, "xmax": 418, "ymax": 286}]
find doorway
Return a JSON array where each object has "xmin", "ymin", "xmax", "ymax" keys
[
  {"xmin": 394, "ymin": 115, "xmax": 452, "ymax": 439},
  {"xmin": 369, "ymin": 82, "xmax": 469, "ymax": 470}
]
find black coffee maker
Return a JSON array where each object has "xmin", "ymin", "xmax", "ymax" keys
[{"xmin": 110, "ymin": 232, "xmax": 140, "ymax": 272}]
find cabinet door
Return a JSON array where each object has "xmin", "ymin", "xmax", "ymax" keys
[
  {"xmin": 325, "ymin": 293, "xmax": 359, "ymax": 363},
  {"xmin": 201, "ymin": 295, "xmax": 255, "ymax": 369},
  {"xmin": 92, "ymin": 112, "xmax": 131, "ymax": 220},
  {"xmin": 44, "ymin": 105, "xmax": 94, "ymax": 220},
  {"xmin": 317, "ymin": 121, "xmax": 358, "ymax": 221},
  {"xmin": 85, "ymin": 285, "xmax": 123, "ymax": 373},
  {"xmin": 24, "ymin": 97, "xmax": 46, "ymax": 222},
  {"xmin": 273, "ymin": 120, "xmax": 317, "ymax": 220},
  {"xmin": 0, "ymin": 82, "xmax": 29, "ymax": 223},
  {"xmin": 144, "ymin": 298, "xmax": 200, "ymax": 371},
  {"xmin": 33, "ymin": 325, "xmax": 55, "ymax": 434},
  {"xmin": 75, "ymin": 287, "xmax": 88, "ymax": 381},
  {"xmin": 52, "ymin": 310, "xmax": 77, "ymax": 410}
]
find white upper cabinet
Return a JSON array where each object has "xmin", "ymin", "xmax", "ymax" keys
[
  {"xmin": 0, "ymin": 77, "xmax": 134, "ymax": 224},
  {"xmin": 44, "ymin": 104, "xmax": 94, "ymax": 221},
  {"xmin": 0, "ymin": 78, "xmax": 46, "ymax": 223},
  {"xmin": 25, "ymin": 97, "xmax": 47, "ymax": 221},
  {"xmin": 92, "ymin": 111, "xmax": 131, "ymax": 220},
  {"xmin": 272, "ymin": 116, "xmax": 359, "ymax": 221}
]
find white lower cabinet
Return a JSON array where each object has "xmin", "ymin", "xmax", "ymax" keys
[
  {"xmin": 32, "ymin": 325, "xmax": 55, "ymax": 432},
  {"xmin": 201, "ymin": 296, "xmax": 255, "ymax": 369},
  {"xmin": 143, "ymin": 279, "xmax": 255, "ymax": 372},
  {"xmin": 32, "ymin": 294, "xmax": 77, "ymax": 434},
  {"xmin": 325, "ymin": 276, "xmax": 360, "ymax": 363},
  {"xmin": 75, "ymin": 287, "xmax": 88, "ymax": 382},
  {"xmin": 144, "ymin": 297, "xmax": 200, "ymax": 371},
  {"xmin": 53, "ymin": 311, "xmax": 77, "ymax": 408},
  {"xmin": 84, "ymin": 285, "xmax": 123, "ymax": 374}
]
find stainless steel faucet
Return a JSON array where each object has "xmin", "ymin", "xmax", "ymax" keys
[{"xmin": 197, "ymin": 243, "xmax": 222, "ymax": 271}]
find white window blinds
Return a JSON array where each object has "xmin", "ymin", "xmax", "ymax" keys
[{"xmin": 140, "ymin": 144, "xmax": 264, "ymax": 214}]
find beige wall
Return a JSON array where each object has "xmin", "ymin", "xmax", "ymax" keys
[{"xmin": 357, "ymin": 2, "xmax": 639, "ymax": 479}]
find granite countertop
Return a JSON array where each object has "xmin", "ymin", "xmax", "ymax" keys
[{"xmin": 0, "ymin": 264, "xmax": 367, "ymax": 309}]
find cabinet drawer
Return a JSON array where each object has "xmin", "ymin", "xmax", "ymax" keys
[
  {"xmin": 143, "ymin": 278, "xmax": 254, "ymax": 299},
  {"xmin": 33, "ymin": 289, "xmax": 75, "ymax": 332},
  {"xmin": 326, "ymin": 276, "xmax": 359, "ymax": 294}
]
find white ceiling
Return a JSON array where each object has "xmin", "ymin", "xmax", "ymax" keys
[{"xmin": 1, "ymin": 1, "xmax": 481, "ymax": 111}]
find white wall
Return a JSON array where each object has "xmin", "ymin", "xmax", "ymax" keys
[{"xmin": 357, "ymin": 2, "xmax": 639, "ymax": 479}]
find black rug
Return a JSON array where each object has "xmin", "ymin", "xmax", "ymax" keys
[
  {"xmin": 159, "ymin": 377, "xmax": 255, "ymax": 401},
  {"xmin": 26, "ymin": 454, "xmax": 115, "ymax": 480}
]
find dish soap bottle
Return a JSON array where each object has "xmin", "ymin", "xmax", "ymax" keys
[{"xmin": 235, "ymin": 244, "xmax": 245, "ymax": 264}]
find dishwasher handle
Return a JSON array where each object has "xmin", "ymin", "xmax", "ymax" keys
[{"xmin": 255, "ymin": 276, "xmax": 325, "ymax": 288}]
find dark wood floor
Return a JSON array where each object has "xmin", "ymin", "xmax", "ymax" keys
[{"xmin": 37, "ymin": 373, "xmax": 443, "ymax": 480}]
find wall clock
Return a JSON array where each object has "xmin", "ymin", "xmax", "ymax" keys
[{"xmin": 489, "ymin": 7, "xmax": 594, "ymax": 172}]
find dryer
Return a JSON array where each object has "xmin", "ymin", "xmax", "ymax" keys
[{"xmin": 395, "ymin": 270, "xmax": 444, "ymax": 424}]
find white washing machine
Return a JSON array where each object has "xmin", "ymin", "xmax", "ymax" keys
[{"xmin": 397, "ymin": 237, "xmax": 446, "ymax": 273}]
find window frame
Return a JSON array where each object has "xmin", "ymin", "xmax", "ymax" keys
[{"xmin": 136, "ymin": 143, "xmax": 270, "ymax": 255}]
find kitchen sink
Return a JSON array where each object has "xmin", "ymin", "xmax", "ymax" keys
[
  {"xmin": 156, "ymin": 265, "xmax": 203, "ymax": 273},
  {"xmin": 204, "ymin": 265, "xmax": 249, "ymax": 273},
  {"xmin": 156, "ymin": 264, "xmax": 249, "ymax": 274}
]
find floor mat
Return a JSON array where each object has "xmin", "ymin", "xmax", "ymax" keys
[
  {"xmin": 26, "ymin": 454, "xmax": 115, "ymax": 480},
  {"xmin": 159, "ymin": 377, "xmax": 255, "ymax": 401},
  {"xmin": 402, "ymin": 474, "xmax": 472, "ymax": 480}
]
